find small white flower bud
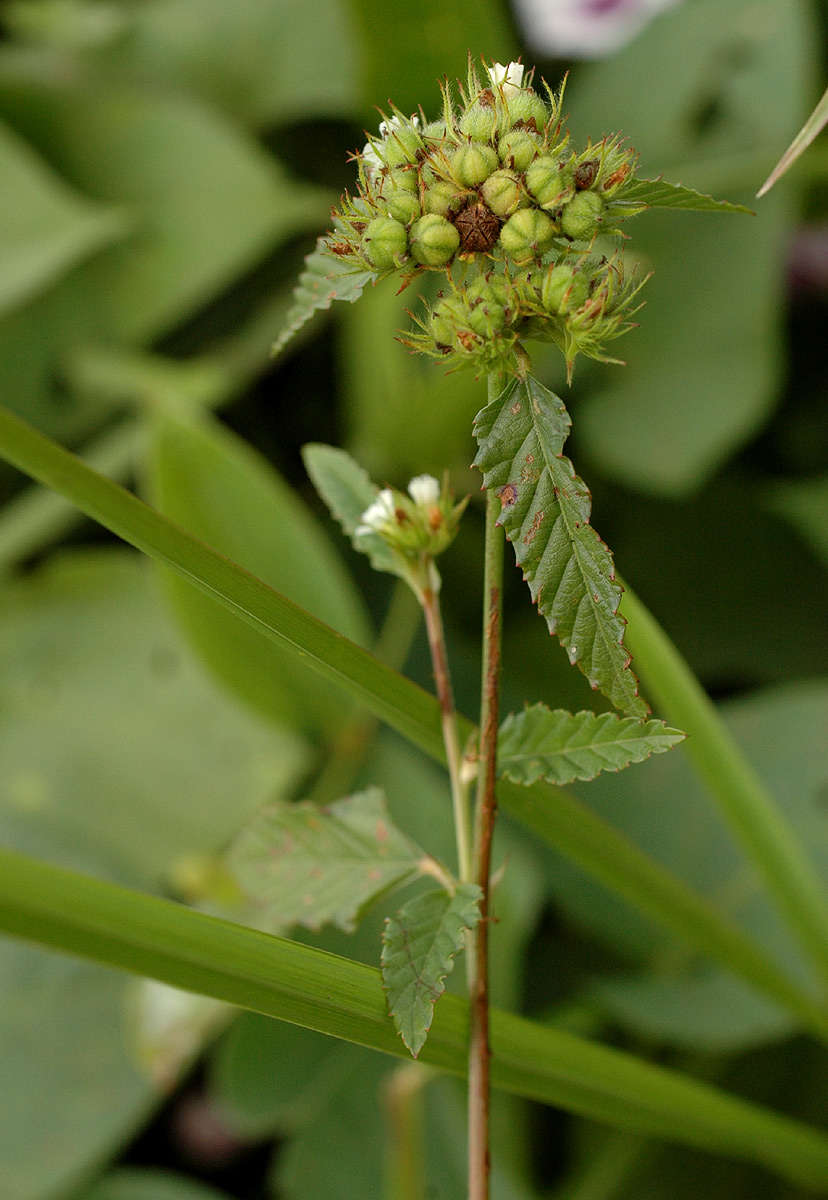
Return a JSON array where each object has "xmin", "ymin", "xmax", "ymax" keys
[
  {"xmin": 487, "ymin": 61, "xmax": 525, "ymax": 93},
  {"xmin": 356, "ymin": 488, "xmax": 396, "ymax": 535},
  {"xmin": 407, "ymin": 474, "xmax": 440, "ymax": 506}
]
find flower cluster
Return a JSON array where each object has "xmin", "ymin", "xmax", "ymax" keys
[
  {"xmin": 354, "ymin": 473, "xmax": 467, "ymax": 598},
  {"xmin": 324, "ymin": 59, "xmax": 649, "ymax": 378}
]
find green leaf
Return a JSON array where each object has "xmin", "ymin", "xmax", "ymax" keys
[
  {"xmin": 4, "ymin": 848, "xmax": 828, "ymax": 1191},
  {"xmin": 0, "ymin": 118, "xmax": 128, "ymax": 318},
  {"xmin": 758, "ymin": 84, "xmax": 828, "ymax": 196},
  {"xmin": 229, "ymin": 789, "xmax": 426, "ymax": 933},
  {"xmin": 273, "ymin": 236, "xmax": 375, "ymax": 358},
  {"xmin": 302, "ymin": 441, "xmax": 400, "ymax": 577},
  {"xmin": 765, "ymin": 474, "xmax": 828, "ymax": 567},
  {"xmin": 82, "ymin": 1168, "xmax": 232, "ymax": 1200},
  {"xmin": 613, "ymin": 177, "xmax": 753, "ymax": 214},
  {"xmin": 567, "ymin": 0, "xmax": 814, "ymax": 494},
  {"xmin": 472, "ymin": 375, "xmax": 648, "ymax": 718},
  {"xmin": 381, "ymin": 884, "xmax": 482, "ymax": 1058},
  {"xmin": 0, "ymin": 68, "xmax": 328, "ymax": 342},
  {"xmin": 0, "ymin": 406, "xmax": 822, "ymax": 1036},
  {"xmin": 498, "ymin": 705, "xmax": 685, "ymax": 787},
  {"xmin": 148, "ymin": 408, "xmax": 372, "ymax": 733}
]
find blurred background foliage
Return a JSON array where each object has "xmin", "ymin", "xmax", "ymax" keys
[{"xmin": 0, "ymin": 1, "xmax": 825, "ymax": 1197}]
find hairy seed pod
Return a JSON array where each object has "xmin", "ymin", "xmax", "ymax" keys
[
  {"xmin": 502, "ymin": 89, "xmax": 549, "ymax": 133},
  {"xmin": 541, "ymin": 264, "xmax": 590, "ymax": 314},
  {"xmin": 459, "ymin": 101, "xmax": 498, "ymax": 142},
  {"xmin": 498, "ymin": 129, "xmax": 541, "ymax": 171},
  {"xmin": 423, "ymin": 179, "xmax": 465, "ymax": 217},
  {"xmin": 382, "ymin": 124, "xmax": 423, "ymax": 168},
  {"xmin": 480, "ymin": 169, "xmax": 525, "ymax": 218},
  {"xmin": 454, "ymin": 203, "xmax": 501, "ymax": 253},
  {"xmin": 526, "ymin": 156, "xmax": 571, "ymax": 208},
  {"xmin": 560, "ymin": 190, "xmax": 604, "ymax": 240},
  {"xmin": 451, "ymin": 142, "xmax": 499, "ymax": 187},
  {"xmin": 362, "ymin": 216, "xmax": 408, "ymax": 269},
  {"xmin": 384, "ymin": 189, "xmax": 421, "ymax": 224},
  {"xmin": 409, "ymin": 213, "xmax": 460, "ymax": 266},
  {"xmin": 499, "ymin": 208, "xmax": 557, "ymax": 263}
]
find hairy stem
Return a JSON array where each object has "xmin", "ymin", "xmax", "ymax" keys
[
  {"xmin": 469, "ymin": 376, "xmax": 506, "ymax": 1200},
  {"xmin": 421, "ymin": 575, "xmax": 473, "ymax": 883}
]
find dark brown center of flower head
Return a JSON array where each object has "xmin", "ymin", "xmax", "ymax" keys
[{"xmin": 453, "ymin": 203, "xmax": 501, "ymax": 253}]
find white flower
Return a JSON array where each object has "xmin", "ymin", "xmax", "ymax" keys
[
  {"xmin": 487, "ymin": 61, "xmax": 525, "ymax": 93},
  {"xmin": 356, "ymin": 488, "xmax": 395, "ymax": 535},
  {"xmin": 407, "ymin": 474, "xmax": 440, "ymax": 507},
  {"xmin": 362, "ymin": 115, "xmax": 421, "ymax": 178},
  {"xmin": 378, "ymin": 114, "xmax": 421, "ymax": 138},
  {"xmin": 512, "ymin": 0, "xmax": 681, "ymax": 59}
]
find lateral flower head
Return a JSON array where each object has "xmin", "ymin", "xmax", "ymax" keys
[{"xmin": 354, "ymin": 474, "xmax": 468, "ymax": 597}]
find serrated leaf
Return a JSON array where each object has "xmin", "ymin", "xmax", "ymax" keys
[
  {"xmin": 472, "ymin": 375, "xmax": 648, "ymax": 718},
  {"xmin": 273, "ymin": 237, "xmax": 374, "ymax": 357},
  {"xmin": 301, "ymin": 442, "xmax": 399, "ymax": 577},
  {"xmin": 229, "ymin": 788, "xmax": 425, "ymax": 933},
  {"xmin": 613, "ymin": 177, "xmax": 753, "ymax": 214},
  {"xmin": 498, "ymin": 704, "xmax": 684, "ymax": 787},
  {"xmin": 381, "ymin": 884, "xmax": 482, "ymax": 1058}
]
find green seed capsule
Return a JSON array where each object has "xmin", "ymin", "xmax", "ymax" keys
[
  {"xmin": 409, "ymin": 214, "xmax": 460, "ymax": 267},
  {"xmin": 541, "ymin": 264, "xmax": 590, "ymax": 314},
  {"xmin": 382, "ymin": 125, "xmax": 423, "ymax": 167},
  {"xmin": 384, "ymin": 190, "xmax": 421, "ymax": 224},
  {"xmin": 499, "ymin": 209, "xmax": 557, "ymax": 264},
  {"xmin": 498, "ymin": 129, "xmax": 541, "ymax": 171},
  {"xmin": 459, "ymin": 101, "xmax": 498, "ymax": 142},
  {"xmin": 502, "ymin": 89, "xmax": 549, "ymax": 133},
  {"xmin": 560, "ymin": 190, "xmax": 604, "ymax": 240},
  {"xmin": 423, "ymin": 180, "xmax": 464, "ymax": 217},
  {"xmin": 465, "ymin": 278, "xmax": 507, "ymax": 336},
  {"xmin": 362, "ymin": 216, "xmax": 408, "ymax": 269},
  {"xmin": 480, "ymin": 169, "xmax": 525, "ymax": 218},
  {"xmin": 526, "ymin": 156, "xmax": 571, "ymax": 208},
  {"xmin": 451, "ymin": 142, "xmax": 499, "ymax": 187},
  {"xmin": 384, "ymin": 168, "xmax": 418, "ymax": 195}
]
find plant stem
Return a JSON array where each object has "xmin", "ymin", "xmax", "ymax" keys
[
  {"xmin": 383, "ymin": 1064, "xmax": 428, "ymax": 1200},
  {"xmin": 622, "ymin": 581, "xmax": 828, "ymax": 993},
  {"xmin": 469, "ymin": 379, "xmax": 506, "ymax": 1200},
  {"xmin": 421, "ymin": 575, "xmax": 473, "ymax": 882}
]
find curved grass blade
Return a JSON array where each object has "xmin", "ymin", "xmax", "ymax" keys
[
  {"xmin": 498, "ymin": 704, "xmax": 684, "ymax": 787},
  {"xmin": 473, "ymin": 375, "xmax": 647, "ymax": 717},
  {"xmin": 382, "ymin": 884, "xmax": 482, "ymax": 1057},
  {"xmin": 1, "ymin": 848, "xmax": 828, "ymax": 1191}
]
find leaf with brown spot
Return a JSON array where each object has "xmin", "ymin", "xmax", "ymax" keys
[
  {"xmin": 229, "ymin": 788, "xmax": 426, "ymax": 933},
  {"xmin": 473, "ymin": 375, "xmax": 648, "ymax": 717}
]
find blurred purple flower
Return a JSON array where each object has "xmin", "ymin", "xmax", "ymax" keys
[{"xmin": 513, "ymin": 0, "xmax": 682, "ymax": 58}]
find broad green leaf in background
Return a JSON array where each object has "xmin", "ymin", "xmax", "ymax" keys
[
  {"xmin": 764, "ymin": 474, "xmax": 828, "ymax": 567},
  {"xmin": 348, "ymin": 0, "xmax": 516, "ymax": 119},
  {"xmin": 0, "ymin": 64, "xmax": 329, "ymax": 343},
  {"xmin": 83, "ymin": 1168, "xmax": 232, "ymax": 1200},
  {"xmin": 498, "ymin": 705, "xmax": 684, "ymax": 787},
  {"xmin": 149, "ymin": 407, "xmax": 371, "ymax": 733},
  {"xmin": 382, "ymin": 884, "xmax": 482, "ymax": 1057},
  {"xmin": 0, "ymin": 117, "xmax": 128, "ymax": 318},
  {"xmin": 229, "ymin": 789, "xmax": 427, "ymax": 933},
  {"xmin": 339, "ymin": 274, "xmax": 487, "ymax": 483},
  {"xmin": 567, "ymin": 0, "xmax": 815, "ymax": 494},
  {"xmin": 302, "ymin": 441, "xmax": 402, "ymax": 578},
  {"xmin": 273, "ymin": 236, "xmax": 375, "ymax": 358},
  {"xmin": 75, "ymin": 0, "xmax": 359, "ymax": 127},
  {"xmin": 0, "ymin": 550, "xmax": 307, "ymax": 1200},
  {"xmin": 473, "ymin": 375, "xmax": 648, "ymax": 718},
  {"xmin": 544, "ymin": 680, "xmax": 828, "ymax": 1050}
]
